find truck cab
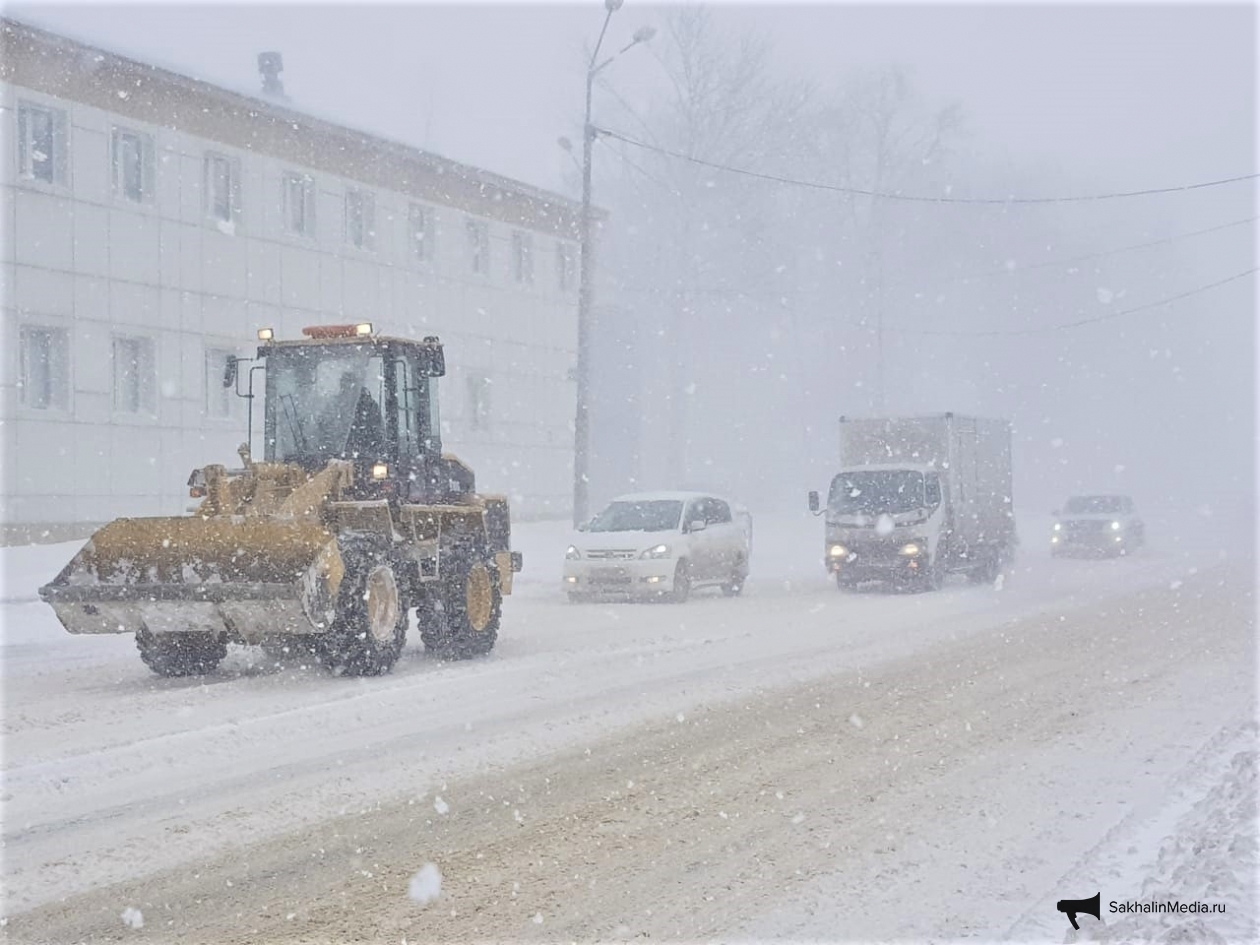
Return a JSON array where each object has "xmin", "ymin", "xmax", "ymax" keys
[{"xmin": 810, "ymin": 463, "xmax": 948, "ymax": 588}]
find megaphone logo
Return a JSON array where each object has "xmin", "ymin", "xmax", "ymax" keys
[{"xmin": 1056, "ymin": 892, "xmax": 1101, "ymax": 930}]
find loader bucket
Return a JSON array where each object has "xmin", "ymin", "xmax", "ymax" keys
[{"xmin": 37, "ymin": 517, "xmax": 346, "ymax": 645}]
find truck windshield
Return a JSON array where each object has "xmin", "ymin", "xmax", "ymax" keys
[
  {"xmin": 587, "ymin": 500, "xmax": 682, "ymax": 533},
  {"xmin": 829, "ymin": 470, "xmax": 926, "ymax": 515},
  {"xmin": 267, "ymin": 346, "xmax": 388, "ymax": 464}
]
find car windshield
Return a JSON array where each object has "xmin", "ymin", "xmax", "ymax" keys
[
  {"xmin": 587, "ymin": 500, "xmax": 683, "ymax": 533},
  {"xmin": 1065, "ymin": 496, "xmax": 1128, "ymax": 514},
  {"xmin": 828, "ymin": 470, "xmax": 925, "ymax": 515}
]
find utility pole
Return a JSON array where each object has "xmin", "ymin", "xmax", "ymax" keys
[{"xmin": 571, "ymin": 0, "xmax": 654, "ymax": 528}]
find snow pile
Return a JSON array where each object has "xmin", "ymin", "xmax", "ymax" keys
[
  {"xmin": 120, "ymin": 907, "xmax": 144, "ymax": 929},
  {"xmin": 407, "ymin": 863, "xmax": 442, "ymax": 906},
  {"xmin": 1095, "ymin": 748, "xmax": 1257, "ymax": 944}
]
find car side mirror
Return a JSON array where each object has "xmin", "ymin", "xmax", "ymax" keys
[
  {"xmin": 808, "ymin": 491, "xmax": 820, "ymax": 513},
  {"xmin": 222, "ymin": 357, "xmax": 238, "ymax": 389},
  {"xmin": 688, "ymin": 519, "xmax": 707, "ymax": 533},
  {"xmin": 575, "ymin": 521, "xmax": 590, "ymax": 532}
]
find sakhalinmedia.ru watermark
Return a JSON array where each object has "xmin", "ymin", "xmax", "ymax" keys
[{"xmin": 1110, "ymin": 899, "xmax": 1226, "ymax": 915}]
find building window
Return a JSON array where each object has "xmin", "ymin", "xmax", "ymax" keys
[
  {"xmin": 112, "ymin": 335, "xmax": 156, "ymax": 414},
  {"xmin": 466, "ymin": 219, "xmax": 490, "ymax": 275},
  {"xmin": 557, "ymin": 241, "xmax": 577, "ymax": 291},
  {"xmin": 17, "ymin": 101, "xmax": 69, "ymax": 186},
  {"xmin": 466, "ymin": 374, "xmax": 491, "ymax": 431},
  {"xmin": 512, "ymin": 231, "xmax": 534, "ymax": 284},
  {"xmin": 204, "ymin": 152, "xmax": 241, "ymax": 225},
  {"xmin": 205, "ymin": 347, "xmax": 235, "ymax": 419},
  {"xmin": 111, "ymin": 126, "xmax": 155, "ymax": 203},
  {"xmin": 18, "ymin": 326, "xmax": 69, "ymax": 410},
  {"xmin": 345, "ymin": 188, "xmax": 376, "ymax": 250},
  {"xmin": 282, "ymin": 172, "xmax": 317, "ymax": 237},
  {"xmin": 408, "ymin": 203, "xmax": 433, "ymax": 262}
]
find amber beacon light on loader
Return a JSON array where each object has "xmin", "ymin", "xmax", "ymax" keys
[{"xmin": 39, "ymin": 324, "xmax": 523, "ymax": 678}]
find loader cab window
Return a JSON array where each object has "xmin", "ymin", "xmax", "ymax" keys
[
  {"xmin": 924, "ymin": 473, "xmax": 942, "ymax": 508},
  {"xmin": 391, "ymin": 354, "xmax": 441, "ymax": 459},
  {"xmin": 266, "ymin": 346, "xmax": 388, "ymax": 466}
]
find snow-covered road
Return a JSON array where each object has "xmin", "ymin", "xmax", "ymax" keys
[{"xmin": 1, "ymin": 511, "xmax": 1253, "ymax": 942}]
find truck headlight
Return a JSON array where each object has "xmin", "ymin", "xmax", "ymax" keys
[
  {"xmin": 828, "ymin": 544, "xmax": 847, "ymax": 558},
  {"xmin": 640, "ymin": 543, "xmax": 671, "ymax": 559},
  {"xmin": 899, "ymin": 542, "xmax": 922, "ymax": 556},
  {"xmin": 565, "ymin": 545, "xmax": 581, "ymax": 560},
  {"xmin": 371, "ymin": 463, "xmax": 389, "ymax": 480},
  {"xmin": 1111, "ymin": 521, "xmax": 1121, "ymax": 530}
]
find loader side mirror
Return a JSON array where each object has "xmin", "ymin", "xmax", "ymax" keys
[
  {"xmin": 808, "ymin": 491, "xmax": 820, "ymax": 513},
  {"xmin": 222, "ymin": 357, "xmax": 239, "ymax": 388},
  {"xmin": 420, "ymin": 345, "xmax": 446, "ymax": 377}
]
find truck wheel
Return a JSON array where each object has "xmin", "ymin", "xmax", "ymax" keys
[
  {"xmin": 136, "ymin": 627, "xmax": 227, "ymax": 677},
  {"xmin": 967, "ymin": 549, "xmax": 1002, "ymax": 585},
  {"xmin": 670, "ymin": 560, "xmax": 692, "ymax": 603},
  {"xmin": 322, "ymin": 563, "xmax": 408, "ymax": 677},
  {"xmin": 425, "ymin": 540, "xmax": 501, "ymax": 660}
]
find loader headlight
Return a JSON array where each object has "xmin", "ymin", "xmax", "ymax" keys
[
  {"xmin": 1111, "ymin": 521, "xmax": 1121, "ymax": 530},
  {"xmin": 257, "ymin": 327, "xmax": 274, "ymax": 342},
  {"xmin": 1053, "ymin": 522, "xmax": 1061, "ymax": 531},
  {"xmin": 372, "ymin": 463, "xmax": 389, "ymax": 480},
  {"xmin": 899, "ymin": 542, "xmax": 922, "ymax": 556},
  {"xmin": 640, "ymin": 543, "xmax": 671, "ymax": 559},
  {"xmin": 355, "ymin": 322, "xmax": 374, "ymax": 336},
  {"xmin": 828, "ymin": 544, "xmax": 847, "ymax": 558},
  {"xmin": 565, "ymin": 545, "xmax": 581, "ymax": 560}
]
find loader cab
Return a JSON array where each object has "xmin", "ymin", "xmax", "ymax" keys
[{"xmin": 256, "ymin": 325, "xmax": 447, "ymax": 497}]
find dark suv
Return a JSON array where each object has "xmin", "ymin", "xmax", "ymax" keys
[{"xmin": 1051, "ymin": 495, "xmax": 1145, "ymax": 557}]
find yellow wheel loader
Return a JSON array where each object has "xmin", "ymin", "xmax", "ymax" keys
[{"xmin": 38, "ymin": 324, "xmax": 523, "ymax": 677}]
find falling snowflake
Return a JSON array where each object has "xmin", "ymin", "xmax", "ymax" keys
[{"xmin": 408, "ymin": 863, "xmax": 442, "ymax": 906}]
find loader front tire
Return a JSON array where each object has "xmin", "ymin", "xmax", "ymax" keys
[
  {"xmin": 136, "ymin": 628, "xmax": 227, "ymax": 677},
  {"xmin": 321, "ymin": 562, "xmax": 408, "ymax": 677},
  {"xmin": 422, "ymin": 541, "xmax": 501, "ymax": 660}
]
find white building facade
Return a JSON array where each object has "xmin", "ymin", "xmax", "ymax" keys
[{"xmin": 0, "ymin": 19, "xmax": 585, "ymax": 537}]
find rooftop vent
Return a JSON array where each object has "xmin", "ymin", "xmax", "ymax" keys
[{"xmin": 258, "ymin": 51, "xmax": 286, "ymax": 100}]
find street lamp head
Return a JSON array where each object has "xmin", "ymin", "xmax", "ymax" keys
[
  {"xmin": 604, "ymin": 0, "xmax": 624, "ymax": 11},
  {"xmin": 632, "ymin": 25, "xmax": 656, "ymax": 44}
]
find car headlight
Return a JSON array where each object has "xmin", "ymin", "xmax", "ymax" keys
[
  {"xmin": 640, "ymin": 543, "xmax": 671, "ymax": 559},
  {"xmin": 1053, "ymin": 522, "xmax": 1061, "ymax": 531},
  {"xmin": 565, "ymin": 545, "xmax": 581, "ymax": 560},
  {"xmin": 1111, "ymin": 521, "xmax": 1121, "ymax": 530},
  {"xmin": 899, "ymin": 542, "xmax": 922, "ymax": 556},
  {"xmin": 828, "ymin": 544, "xmax": 847, "ymax": 558}
]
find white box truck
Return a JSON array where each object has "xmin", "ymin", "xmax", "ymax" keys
[{"xmin": 808, "ymin": 413, "xmax": 1017, "ymax": 590}]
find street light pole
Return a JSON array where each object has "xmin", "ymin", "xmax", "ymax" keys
[{"xmin": 572, "ymin": 1, "xmax": 653, "ymax": 528}]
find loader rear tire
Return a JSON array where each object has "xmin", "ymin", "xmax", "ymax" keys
[
  {"xmin": 136, "ymin": 628, "xmax": 226, "ymax": 678},
  {"xmin": 423, "ymin": 540, "xmax": 501, "ymax": 660},
  {"xmin": 321, "ymin": 563, "xmax": 408, "ymax": 677}
]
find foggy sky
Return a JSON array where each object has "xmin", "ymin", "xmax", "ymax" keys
[
  {"xmin": 7, "ymin": 1, "xmax": 1258, "ymax": 522},
  {"xmin": 10, "ymin": 3, "xmax": 1255, "ymax": 194}
]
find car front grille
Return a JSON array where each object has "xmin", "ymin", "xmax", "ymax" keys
[{"xmin": 585, "ymin": 549, "xmax": 638, "ymax": 561}]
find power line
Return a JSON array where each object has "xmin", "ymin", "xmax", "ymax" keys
[
  {"xmin": 882, "ymin": 266, "xmax": 1257, "ymax": 337},
  {"xmin": 950, "ymin": 215, "xmax": 1258, "ymax": 282},
  {"xmin": 596, "ymin": 126, "xmax": 1260, "ymax": 206},
  {"xmin": 607, "ymin": 213, "xmax": 1257, "ymax": 299}
]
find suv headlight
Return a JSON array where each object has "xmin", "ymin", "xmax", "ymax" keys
[
  {"xmin": 899, "ymin": 542, "xmax": 923, "ymax": 556},
  {"xmin": 1053, "ymin": 522, "xmax": 1061, "ymax": 531},
  {"xmin": 1110, "ymin": 521, "xmax": 1121, "ymax": 530},
  {"xmin": 565, "ymin": 545, "xmax": 581, "ymax": 560},
  {"xmin": 828, "ymin": 544, "xmax": 847, "ymax": 558},
  {"xmin": 640, "ymin": 543, "xmax": 671, "ymax": 559}
]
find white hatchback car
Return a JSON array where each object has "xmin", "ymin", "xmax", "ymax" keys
[{"xmin": 564, "ymin": 491, "xmax": 752, "ymax": 602}]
